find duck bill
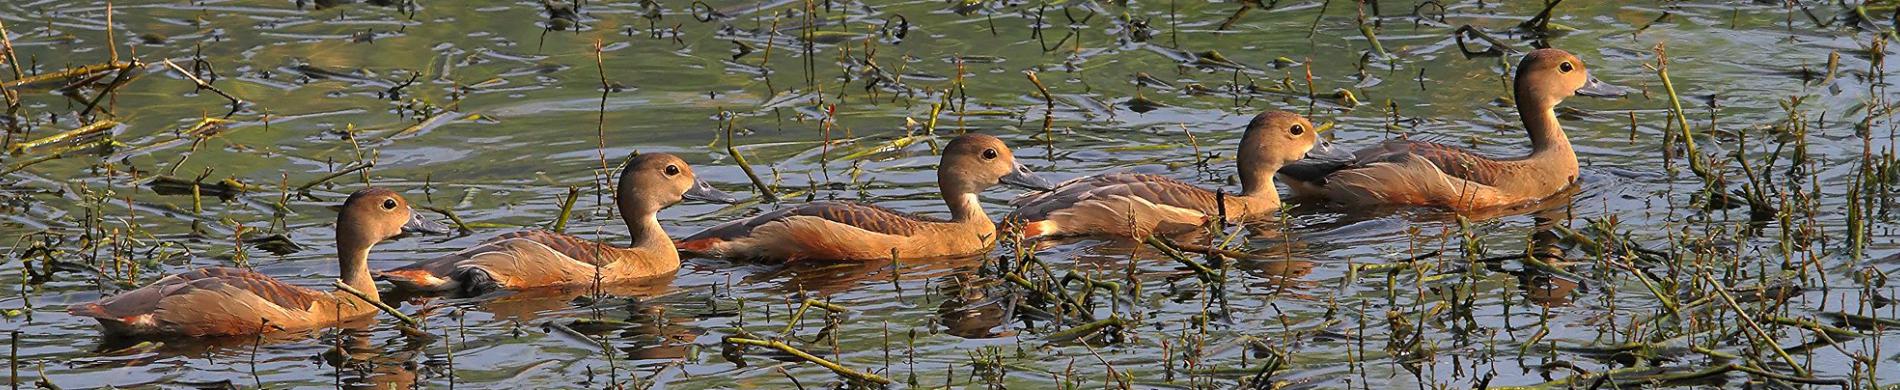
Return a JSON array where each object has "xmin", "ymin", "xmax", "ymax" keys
[
  {"xmin": 1574, "ymin": 73, "xmax": 1627, "ymax": 98},
  {"xmin": 403, "ymin": 208, "xmax": 453, "ymax": 234},
  {"xmin": 683, "ymin": 179, "xmax": 740, "ymax": 204},
  {"xmin": 1000, "ymin": 162, "xmax": 1056, "ymax": 191}
]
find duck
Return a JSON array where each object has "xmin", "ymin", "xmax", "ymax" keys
[
  {"xmin": 378, "ymin": 153, "xmax": 736, "ymax": 296},
  {"xmin": 1007, "ymin": 111, "xmax": 1321, "ymax": 240},
  {"xmin": 676, "ymin": 134, "xmax": 1053, "ymax": 262},
  {"xmin": 67, "ymin": 188, "xmax": 448, "ymax": 337},
  {"xmin": 1276, "ymin": 48, "xmax": 1625, "ymax": 211}
]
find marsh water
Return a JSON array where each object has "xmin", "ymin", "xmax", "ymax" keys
[{"xmin": 3, "ymin": 0, "xmax": 1899, "ymax": 388}]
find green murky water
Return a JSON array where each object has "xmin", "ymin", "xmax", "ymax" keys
[{"xmin": 3, "ymin": 0, "xmax": 1899, "ymax": 388}]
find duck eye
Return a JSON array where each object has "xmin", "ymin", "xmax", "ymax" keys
[
  {"xmin": 664, "ymin": 165, "xmax": 681, "ymax": 176},
  {"xmin": 981, "ymin": 148, "xmax": 998, "ymax": 160},
  {"xmin": 381, "ymin": 198, "xmax": 398, "ymax": 210},
  {"xmin": 1289, "ymin": 124, "xmax": 1305, "ymax": 135},
  {"xmin": 1558, "ymin": 61, "xmax": 1574, "ymax": 73}
]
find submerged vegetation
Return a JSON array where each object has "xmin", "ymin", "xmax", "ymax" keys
[{"xmin": 0, "ymin": 0, "xmax": 1898, "ymax": 388}]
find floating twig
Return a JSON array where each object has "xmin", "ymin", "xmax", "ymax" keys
[
  {"xmin": 779, "ymin": 298, "xmax": 849, "ymax": 336},
  {"xmin": 7, "ymin": 120, "xmax": 118, "ymax": 155},
  {"xmin": 1145, "ymin": 236, "xmax": 1223, "ymax": 283},
  {"xmin": 332, "ymin": 279, "xmax": 419, "ymax": 328},
  {"xmin": 1452, "ymin": 25, "xmax": 1517, "ymax": 57},
  {"xmin": 418, "ymin": 205, "xmax": 475, "ymax": 234},
  {"xmin": 1, "ymin": 62, "xmax": 133, "ymax": 90},
  {"xmin": 724, "ymin": 336, "xmax": 891, "ymax": 385},
  {"xmin": 161, "ymin": 58, "xmax": 244, "ymax": 116},
  {"xmin": 79, "ymin": 60, "xmax": 140, "ymax": 118},
  {"xmin": 295, "ymin": 162, "xmax": 375, "ymax": 198},
  {"xmin": 1043, "ymin": 316, "xmax": 1124, "ymax": 345},
  {"xmin": 723, "ymin": 113, "xmax": 779, "ymax": 203}
]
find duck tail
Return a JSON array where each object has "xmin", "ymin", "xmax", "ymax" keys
[
  {"xmin": 1020, "ymin": 220, "xmax": 1058, "ymax": 239},
  {"xmin": 674, "ymin": 238, "xmax": 721, "ymax": 255},
  {"xmin": 66, "ymin": 302, "xmax": 112, "ymax": 319}
]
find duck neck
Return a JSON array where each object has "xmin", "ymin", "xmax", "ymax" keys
[
  {"xmin": 625, "ymin": 211, "xmax": 671, "ymax": 249},
  {"xmin": 943, "ymin": 190, "xmax": 989, "ymax": 224},
  {"xmin": 1236, "ymin": 162, "xmax": 1282, "ymax": 214},
  {"xmin": 1238, "ymin": 161, "xmax": 1280, "ymax": 198},
  {"xmin": 1516, "ymin": 94, "xmax": 1572, "ymax": 158},
  {"xmin": 337, "ymin": 243, "xmax": 378, "ymax": 303}
]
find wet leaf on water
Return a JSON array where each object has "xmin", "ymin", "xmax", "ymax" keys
[
  {"xmin": 148, "ymin": 176, "xmax": 253, "ymax": 201},
  {"xmin": 1122, "ymin": 94, "xmax": 1166, "ymax": 113}
]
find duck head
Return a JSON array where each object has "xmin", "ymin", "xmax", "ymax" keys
[
  {"xmin": 1515, "ymin": 48, "xmax": 1626, "ymax": 103},
  {"xmin": 939, "ymin": 134, "xmax": 1054, "ymax": 194},
  {"xmin": 339, "ymin": 188, "xmax": 446, "ymax": 246},
  {"xmin": 617, "ymin": 153, "xmax": 739, "ymax": 218}
]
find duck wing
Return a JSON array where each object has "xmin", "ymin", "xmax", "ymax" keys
[
  {"xmin": 481, "ymin": 230, "xmax": 633, "ymax": 268},
  {"xmin": 1281, "ymin": 139, "xmax": 1507, "ymax": 187},
  {"xmin": 1010, "ymin": 173, "xmax": 1220, "ymax": 221},
  {"xmin": 70, "ymin": 267, "xmax": 325, "ymax": 327},
  {"xmin": 379, "ymin": 230, "xmax": 644, "ymax": 292},
  {"xmin": 685, "ymin": 201, "xmax": 939, "ymax": 243},
  {"xmin": 1357, "ymin": 140, "xmax": 1508, "ymax": 187},
  {"xmin": 1011, "ymin": 172, "xmax": 1148, "ymax": 207}
]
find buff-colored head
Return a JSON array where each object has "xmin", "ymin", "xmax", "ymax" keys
[
  {"xmin": 1241, "ymin": 111, "xmax": 1321, "ymax": 168},
  {"xmin": 1514, "ymin": 48, "xmax": 1625, "ymax": 104},
  {"xmin": 938, "ymin": 134, "xmax": 1053, "ymax": 195},
  {"xmin": 339, "ymin": 188, "xmax": 445, "ymax": 248},
  {"xmin": 616, "ymin": 153, "xmax": 737, "ymax": 216},
  {"xmin": 1238, "ymin": 111, "xmax": 1320, "ymax": 194}
]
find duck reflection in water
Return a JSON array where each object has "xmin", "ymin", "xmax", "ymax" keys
[
  {"xmin": 386, "ymin": 273, "xmax": 702, "ymax": 363},
  {"xmin": 80, "ymin": 321, "xmax": 427, "ymax": 390},
  {"xmin": 1494, "ymin": 208, "xmax": 1585, "ymax": 308},
  {"xmin": 1500, "ymin": 228, "xmax": 1582, "ymax": 308},
  {"xmin": 934, "ymin": 272, "xmax": 1015, "ymax": 339},
  {"xmin": 711, "ymin": 253, "xmax": 987, "ymax": 297}
]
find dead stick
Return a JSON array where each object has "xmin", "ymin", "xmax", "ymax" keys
[
  {"xmin": 1700, "ymin": 272, "xmax": 1808, "ymax": 377},
  {"xmin": 331, "ymin": 279, "xmax": 419, "ymax": 328},
  {"xmin": 1145, "ymin": 236, "xmax": 1222, "ymax": 283},
  {"xmin": 0, "ymin": 62, "xmax": 132, "ymax": 90},
  {"xmin": 160, "ymin": 59, "xmax": 244, "ymax": 114},
  {"xmin": 0, "ymin": 19, "xmax": 21, "ymax": 80},
  {"xmin": 104, "ymin": 1, "xmax": 116, "ymax": 63},
  {"xmin": 296, "ymin": 162, "xmax": 375, "ymax": 195},
  {"xmin": 79, "ymin": 60, "xmax": 139, "ymax": 117},
  {"xmin": 417, "ymin": 205, "xmax": 474, "ymax": 234},
  {"xmin": 725, "ymin": 336, "xmax": 892, "ymax": 385},
  {"xmin": 779, "ymin": 298, "xmax": 850, "ymax": 336},
  {"xmin": 550, "ymin": 185, "xmax": 580, "ymax": 233},
  {"xmin": 7, "ymin": 119, "xmax": 118, "ymax": 154},
  {"xmin": 725, "ymin": 118, "xmax": 779, "ymax": 203}
]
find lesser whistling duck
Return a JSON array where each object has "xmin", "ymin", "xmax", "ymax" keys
[
  {"xmin": 1008, "ymin": 111, "xmax": 1321, "ymax": 240},
  {"xmin": 676, "ymin": 134, "xmax": 1053, "ymax": 262},
  {"xmin": 68, "ymin": 188, "xmax": 448, "ymax": 337},
  {"xmin": 1277, "ymin": 48, "xmax": 1625, "ymax": 211},
  {"xmin": 378, "ymin": 153, "xmax": 736, "ymax": 295}
]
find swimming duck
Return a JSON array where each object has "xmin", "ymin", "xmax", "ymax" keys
[
  {"xmin": 1277, "ymin": 48, "xmax": 1624, "ymax": 211},
  {"xmin": 1008, "ymin": 111, "xmax": 1320, "ymax": 239},
  {"xmin": 68, "ymin": 188, "xmax": 448, "ymax": 337},
  {"xmin": 676, "ymin": 134, "xmax": 1053, "ymax": 262},
  {"xmin": 378, "ymin": 153, "xmax": 736, "ymax": 295}
]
